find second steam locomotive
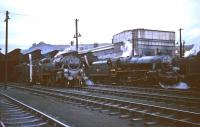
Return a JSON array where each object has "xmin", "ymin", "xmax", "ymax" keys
[{"xmin": 86, "ymin": 55, "xmax": 181, "ymax": 86}]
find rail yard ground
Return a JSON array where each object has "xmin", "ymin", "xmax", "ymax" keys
[
  {"xmin": 0, "ymin": 83, "xmax": 200, "ymax": 127},
  {"xmin": 0, "ymin": 84, "xmax": 131, "ymax": 127}
]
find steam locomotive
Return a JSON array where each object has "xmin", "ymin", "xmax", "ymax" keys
[
  {"xmin": 15, "ymin": 51, "xmax": 91, "ymax": 87},
  {"xmin": 86, "ymin": 55, "xmax": 181, "ymax": 86}
]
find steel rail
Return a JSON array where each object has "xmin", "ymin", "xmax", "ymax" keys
[
  {"xmin": 0, "ymin": 92, "xmax": 70, "ymax": 127},
  {"xmin": 94, "ymin": 84, "xmax": 200, "ymax": 97},
  {"xmin": 78, "ymin": 87, "xmax": 200, "ymax": 108}
]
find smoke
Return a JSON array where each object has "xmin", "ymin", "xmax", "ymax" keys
[
  {"xmin": 85, "ymin": 79, "xmax": 94, "ymax": 86},
  {"xmin": 174, "ymin": 82, "xmax": 190, "ymax": 89},
  {"xmin": 159, "ymin": 82, "xmax": 190, "ymax": 90},
  {"xmin": 120, "ymin": 41, "xmax": 133, "ymax": 57},
  {"xmin": 184, "ymin": 42, "xmax": 200, "ymax": 57},
  {"xmin": 55, "ymin": 45, "xmax": 76, "ymax": 57}
]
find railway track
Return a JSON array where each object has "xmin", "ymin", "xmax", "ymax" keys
[
  {"xmin": 75, "ymin": 86, "xmax": 200, "ymax": 113},
  {"xmin": 94, "ymin": 84, "xmax": 200, "ymax": 98},
  {"xmin": 0, "ymin": 92, "xmax": 69, "ymax": 127},
  {"xmin": 8, "ymin": 85, "xmax": 200, "ymax": 127}
]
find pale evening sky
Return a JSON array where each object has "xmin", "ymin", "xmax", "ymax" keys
[{"xmin": 0, "ymin": 0, "xmax": 200, "ymax": 53}]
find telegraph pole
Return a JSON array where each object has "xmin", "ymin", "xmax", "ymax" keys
[
  {"xmin": 4, "ymin": 11, "xmax": 9, "ymax": 90},
  {"xmin": 74, "ymin": 19, "xmax": 81, "ymax": 52},
  {"xmin": 183, "ymin": 41, "xmax": 185, "ymax": 57},
  {"xmin": 179, "ymin": 28, "xmax": 183, "ymax": 58},
  {"xmin": 75, "ymin": 19, "xmax": 78, "ymax": 51}
]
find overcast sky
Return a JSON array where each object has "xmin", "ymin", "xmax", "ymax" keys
[{"xmin": 0, "ymin": 0, "xmax": 200, "ymax": 52}]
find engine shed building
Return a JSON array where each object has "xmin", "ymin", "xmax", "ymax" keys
[
  {"xmin": 112, "ymin": 28, "xmax": 175, "ymax": 56},
  {"xmin": 79, "ymin": 44, "xmax": 123, "ymax": 60},
  {"xmin": 0, "ymin": 49, "xmax": 24, "ymax": 82}
]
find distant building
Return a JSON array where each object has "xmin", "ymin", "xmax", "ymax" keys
[
  {"xmin": 112, "ymin": 28, "xmax": 175, "ymax": 56},
  {"xmin": 78, "ymin": 43, "xmax": 110, "ymax": 51},
  {"xmin": 79, "ymin": 44, "xmax": 118, "ymax": 59}
]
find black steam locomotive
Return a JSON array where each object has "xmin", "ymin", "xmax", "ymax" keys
[
  {"xmin": 86, "ymin": 55, "xmax": 181, "ymax": 86},
  {"xmin": 15, "ymin": 51, "xmax": 91, "ymax": 87}
]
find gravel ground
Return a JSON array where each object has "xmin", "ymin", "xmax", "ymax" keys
[{"xmin": 0, "ymin": 86, "xmax": 135, "ymax": 127}]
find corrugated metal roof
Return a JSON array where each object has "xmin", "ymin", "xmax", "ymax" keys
[{"xmin": 79, "ymin": 44, "xmax": 114, "ymax": 54}]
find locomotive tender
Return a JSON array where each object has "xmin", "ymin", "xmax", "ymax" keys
[
  {"xmin": 177, "ymin": 53, "xmax": 200, "ymax": 87},
  {"xmin": 86, "ymin": 55, "xmax": 181, "ymax": 86}
]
